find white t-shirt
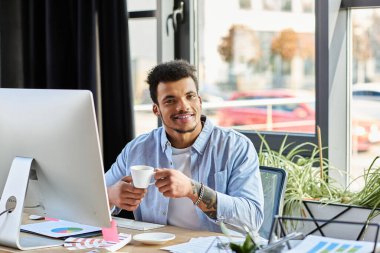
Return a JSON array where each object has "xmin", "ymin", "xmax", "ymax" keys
[{"xmin": 167, "ymin": 147, "xmax": 202, "ymax": 230}]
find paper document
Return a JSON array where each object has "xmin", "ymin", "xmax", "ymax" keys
[
  {"xmin": 64, "ymin": 233, "xmax": 131, "ymax": 251},
  {"xmin": 113, "ymin": 216, "xmax": 165, "ymax": 231},
  {"xmin": 161, "ymin": 236, "xmax": 244, "ymax": 253},
  {"xmin": 21, "ymin": 220, "xmax": 101, "ymax": 238},
  {"xmin": 286, "ymin": 235, "xmax": 379, "ymax": 253}
]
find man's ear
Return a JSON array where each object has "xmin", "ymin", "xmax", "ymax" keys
[
  {"xmin": 153, "ymin": 104, "xmax": 160, "ymax": 117},
  {"xmin": 198, "ymin": 95, "xmax": 202, "ymax": 104}
]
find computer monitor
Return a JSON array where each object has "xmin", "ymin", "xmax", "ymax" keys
[{"xmin": 0, "ymin": 88, "xmax": 112, "ymax": 250}]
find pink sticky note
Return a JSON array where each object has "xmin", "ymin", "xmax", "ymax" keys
[
  {"xmin": 102, "ymin": 219, "xmax": 119, "ymax": 242},
  {"xmin": 44, "ymin": 217, "xmax": 59, "ymax": 221}
]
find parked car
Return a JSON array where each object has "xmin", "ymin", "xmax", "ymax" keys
[
  {"xmin": 352, "ymin": 116, "xmax": 380, "ymax": 152},
  {"xmin": 217, "ymin": 90, "xmax": 315, "ymax": 133},
  {"xmin": 352, "ymin": 83, "xmax": 380, "ymax": 151},
  {"xmin": 352, "ymin": 83, "xmax": 380, "ymax": 101}
]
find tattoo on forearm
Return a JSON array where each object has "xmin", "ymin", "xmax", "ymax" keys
[
  {"xmin": 200, "ymin": 185, "xmax": 217, "ymax": 220},
  {"xmin": 204, "ymin": 210, "xmax": 217, "ymax": 219},
  {"xmin": 191, "ymin": 180, "xmax": 200, "ymax": 196},
  {"xmin": 191, "ymin": 181, "xmax": 218, "ymax": 219}
]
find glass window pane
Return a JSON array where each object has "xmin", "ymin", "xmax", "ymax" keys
[
  {"xmin": 350, "ymin": 8, "xmax": 380, "ymax": 191},
  {"xmin": 127, "ymin": 0, "xmax": 156, "ymax": 11},
  {"xmin": 129, "ymin": 18, "xmax": 157, "ymax": 136},
  {"xmin": 197, "ymin": 0, "xmax": 315, "ymax": 134}
]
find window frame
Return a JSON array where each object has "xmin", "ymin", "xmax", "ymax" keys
[
  {"xmin": 336, "ymin": 0, "xmax": 380, "ymax": 185},
  {"xmin": 342, "ymin": 0, "xmax": 380, "ymax": 8}
]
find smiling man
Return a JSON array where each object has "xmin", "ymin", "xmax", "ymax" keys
[{"xmin": 105, "ymin": 60, "xmax": 264, "ymax": 233}]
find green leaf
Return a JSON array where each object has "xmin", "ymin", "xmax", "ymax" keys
[
  {"xmin": 228, "ymin": 234, "xmax": 257, "ymax": 253},
  {"xmin": 242, "ymin": 234, "xmax": 254, "ymax": 251},
  {"xmin": 220, "ymin": 221, "xmax": 231, "ymax": 237},
  {"xmin": 229, "ymin": 242, "xmax": 243, "ymax": 253}
]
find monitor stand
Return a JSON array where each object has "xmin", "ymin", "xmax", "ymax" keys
[{"xmin": 0, "ymin": 157, "xmax": 63, "ymax": 250}]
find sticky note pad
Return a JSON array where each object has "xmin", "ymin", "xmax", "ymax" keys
[{"xmin": 102, "ymin": 219, "xmax": 119, "ymax": 242}]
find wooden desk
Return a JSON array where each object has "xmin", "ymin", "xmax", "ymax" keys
[{"xmin": 0, "ymin": 217, "xmax": 221, "ymax": 252}]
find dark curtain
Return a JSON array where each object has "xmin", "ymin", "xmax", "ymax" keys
[
  {"xmin": 97, "ymin": 1, "xmax": 135, "ymax": 219},
  {"xmin": 18, "ymin": 0, "xmax": 134, "ymax": 171},
  {"xmin": 0, "ymin": 0, "xmax": 24, "ymax": 87},
  {"xmin": 97, "ymin": 0, "xmax": 135, "ymax": 172},
  {"xmin": 22, "ymin": 0, "xmax": 97, "ymax": 92}
]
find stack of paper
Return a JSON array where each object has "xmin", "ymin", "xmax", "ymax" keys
[
  {"xmin": 161, "ymin": 236, "xmax": 244, "ymax": 253},
  {"xmin": 64, "ymin": 233, "xmax": 131, "ymax": 251}
]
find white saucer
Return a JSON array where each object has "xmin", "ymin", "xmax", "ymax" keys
[{"xmin": 133, "ymin": 232, "xmax": 176, "ymax": 245}]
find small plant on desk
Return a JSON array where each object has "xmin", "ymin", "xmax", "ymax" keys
[
  {"xmin": 228, "ymin": 234, "xmax": 259, "ymax": 253},
  {"xmin": 220, "ymin": 222, "xmax": 263, "ymax": 253}
]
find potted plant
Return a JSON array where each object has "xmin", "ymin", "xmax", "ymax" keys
[
  {"xmin": 257, "ymin": 134, "xmax": 380, "ymax": 240},
  {"xmin": 301, "ymin": 156, "xmax": 380, "ymax": 241},
  {"xmin": 257, "ymin": 134, "xmax": 347, "ymax": 217}
]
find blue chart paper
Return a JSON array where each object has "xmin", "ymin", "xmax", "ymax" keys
[
  {"xmin": 21, "ymin": 220, "xmax": 101, "ymax": 238},
  {"xmin": 287, "ymin": 235, "xmax": 378, "ymax": 253}
]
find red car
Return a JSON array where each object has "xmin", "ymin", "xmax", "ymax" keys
[{"xmin": 217, "ymin": 90, "xmax": 315, "ymax": 133}]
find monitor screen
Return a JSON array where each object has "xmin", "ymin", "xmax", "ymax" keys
[{"xmin": 0, "ymin": 89, "xmax": 111, "ymax": 228}]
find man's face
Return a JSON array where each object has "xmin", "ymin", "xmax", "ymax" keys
[{"xmin": 153, "ymin": 77, "xmax": 202, "ymax": 138}]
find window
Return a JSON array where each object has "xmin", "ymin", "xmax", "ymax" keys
[
  {"xmin": 350, "ymin": 8, "xmax": 380, "ymax": 191},
  {"xmin": 128, "ymin": 0, "xmax": 158, "ymax": 136},
  {"xmin": 175, "ymin": 0, "xmax": 324, "ymax": 151},
  {"xmin": 197, "ymin": 0, "xmax": 316, "ymax": 133}
]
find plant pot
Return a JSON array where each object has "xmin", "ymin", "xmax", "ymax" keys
[{"xmin": 294, "ymin": 200, "xmax": 380, "ymax": 242}]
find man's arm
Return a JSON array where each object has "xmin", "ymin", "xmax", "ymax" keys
[
  {"xmin": 190, "ymin": 181, "xmax": 217, "ymax": 219},
  {"xmin": 154, "ymin": 161, "xmax": 264, "ymax": 230}
]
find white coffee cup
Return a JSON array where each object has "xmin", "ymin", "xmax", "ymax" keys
[{"xmin": 130, "ymin": 165, "xmax": 155, "ymax": 188}]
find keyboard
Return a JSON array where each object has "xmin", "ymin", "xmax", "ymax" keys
[{"xmin": 112, "ymin": 217, "xmax": 165, "ymax": 231}]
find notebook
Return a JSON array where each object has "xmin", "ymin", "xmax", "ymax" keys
[
  {"xmin": 21, "ymin": 220, "xmax": 102, "ymax": 239},
  {"xmin": 112, "ymin": 217, "xmax": 165, "ymax": 231}
]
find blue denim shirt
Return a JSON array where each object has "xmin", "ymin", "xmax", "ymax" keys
[{"xmin": 105, "ymin": 116, "xmax": 264, "ymax": 232}]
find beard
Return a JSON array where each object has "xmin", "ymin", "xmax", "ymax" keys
[{"xmin": 172, "ymin": 125, "xmax": 198, "ymax": 134}]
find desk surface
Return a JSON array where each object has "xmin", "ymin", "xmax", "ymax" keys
[{"xmin": 0, "ymin": 216, "xmax": 222, "ymax": 253}]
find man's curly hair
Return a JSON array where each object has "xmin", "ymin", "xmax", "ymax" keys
[{"xmin": 146, "ymin": 59, "xmax": 198, "ymax": 104}]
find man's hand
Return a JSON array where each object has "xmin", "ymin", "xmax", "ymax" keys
[
  {"xmin": 107, "ymin": 176, "xmax": 147, "ymax": 211},
  {"xmin": 154, "ymin": 169, "xmax": 193, "ymax": 199},
  {"xmin": 154, "ymin": 169, "xmax": 218, "ymax": 219}
]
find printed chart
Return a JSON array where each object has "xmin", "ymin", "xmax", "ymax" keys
[
  {"xmin": 51, "ymin": 227, "xmax": 83, "ymax": 234},
  {"xmin": 288, "ymin": 235, "xmax": 377, "ymax": 253},
  {"xmin": 307, "ymin": 241, "xmax": 363, "ymax": 253}
]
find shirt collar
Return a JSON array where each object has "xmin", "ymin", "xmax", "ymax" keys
[{"xmin": 160, "ymin": 115, "xmax": 214, "ymax": 154}]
